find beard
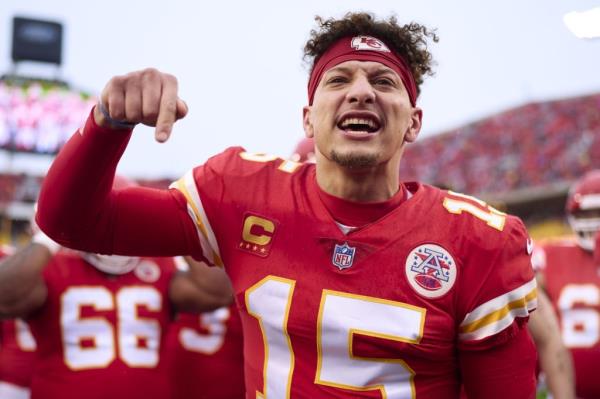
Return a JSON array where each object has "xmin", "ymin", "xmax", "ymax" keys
[{"xmin": 330, "ymin": 149, "xmax": 378, "ymax": 169}]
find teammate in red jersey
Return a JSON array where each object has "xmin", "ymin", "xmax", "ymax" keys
[
  {"xmin": 0, "ymin": 245, "xmax": 37, "ymax": 399},
  {"xmin": 37, "ymin": 12, "xmax": 537, "ymax": 398},
  {"xmin": 0, "ymin": 319, "xmax": 36, "ymax": 399},
  {"xmin": 165, "ymin": 257, "xmax": 244, "ymax": 399},
  {"xmin": 0, "ymin": 181, "xmax": 232, "ymax": 399},
  {"xmin": 533, "ymin": 170, "xmax": 600, "ymax": 399}
]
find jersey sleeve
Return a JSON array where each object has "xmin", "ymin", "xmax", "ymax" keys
[
  {"xmin": 170, "ymin": 147, "xmax": 253, "ymax": 266},
  {"xmin": 37, "ymin": 109, "xmax": 202, "ymax": 258},
  {"xmin": 457, "ymin": 216, "xmax": 537, "ymax": 349},
  {"xmin": 459, "ymin": 325, "xmax": 537, "ymax": 398}
]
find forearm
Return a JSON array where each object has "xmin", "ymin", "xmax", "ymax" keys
[
  {"xmin": 170, "ymin": 259, "xmax": 234, "ymax": 313},
  {"xmin": 0, "ymin": 244, "xmax": 50, "ymax": 318},
  {"xmin": 37, "ymin": 108, "xmax": 132, "ymax": 250},
  {"xmin": 37, "ymin": 108, "xmax": 202, "ymax": 257},
  {"xmin": 528, "ymin": 291, "xmax": 575, "ymax": 399},
  {"xmin": 171, "ymin": 278, "xmax": 233, "ymax": 313},
  {"xmin": 537, "ymin": 339, "xmax": 575, "ymax": 399}
]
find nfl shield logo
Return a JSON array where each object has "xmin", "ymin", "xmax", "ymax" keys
[{"xmin": 332, "ymin": 242, "xmax": 356, "ymax": 270}]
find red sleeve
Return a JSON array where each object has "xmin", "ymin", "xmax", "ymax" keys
[
  {"xmin": 36, "ymin": 109, "xmax": 202, "ymax": 258},
  {"xmin": 460, "ymin": 324, "xmax": 537, "ymax": 399},
  {"xmin": 456, "ymin": 216, "xmax": 537, "ymax": 349}
]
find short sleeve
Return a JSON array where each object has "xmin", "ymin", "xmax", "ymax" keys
[
  {"xmin": 170, "ymin": 147, "xmax": 247, "ymax": 267},
  {"xmin": 457, "ymin": 217, "xmax": 537, "ymax": 349}
]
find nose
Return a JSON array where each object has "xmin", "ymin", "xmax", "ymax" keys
[{"xmin": 346, "ymin": 75, "xmax": 375, "ymax": 105}]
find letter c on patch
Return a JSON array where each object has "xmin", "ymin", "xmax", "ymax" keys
[{"xmin": 242, "ymin": 216, "xmax": 275, "ymax": 246}]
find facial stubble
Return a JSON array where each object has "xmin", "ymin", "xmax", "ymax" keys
[{"xmin": 330, "ymin": 150, "xmax": 378, "ymax": 169}]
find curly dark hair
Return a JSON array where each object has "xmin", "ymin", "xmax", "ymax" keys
[{"xmin": 304, "ymin": 12, "xmax": 438, "ymax": 97}]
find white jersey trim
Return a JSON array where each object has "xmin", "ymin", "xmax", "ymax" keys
[
  {"xmin": 459, "ymin": 277, "xmax": 537, "ymax": 341},
  {"xmin": 170, "ymin": 170, "xmax": 223, "ymax": 266}
]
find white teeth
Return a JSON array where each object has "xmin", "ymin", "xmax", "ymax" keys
[{"xmin": 340, "ymin": 117, "xmax": 378, "ymax": 129}]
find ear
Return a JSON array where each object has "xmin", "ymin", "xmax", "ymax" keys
[
  {"xmin": 404, "ymin": 107, "xmax": 422, "ymax": 143},
  {"xmin": 303, "ymin": 106, "xmax": 314, "ymax": 138}
]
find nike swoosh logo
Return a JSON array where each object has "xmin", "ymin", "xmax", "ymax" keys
[{"xmin": 526, "ymin": 238, "xmax": 533, "ymax": 255}]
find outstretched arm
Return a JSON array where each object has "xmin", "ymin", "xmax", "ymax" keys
[{"xmin": 37, "ymin": 69, "xmax": 199, "ymax": 257}]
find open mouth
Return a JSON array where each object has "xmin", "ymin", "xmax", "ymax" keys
[{"xmin": 337, "ymin": 117, "xmax": 380, "ymax": 133}]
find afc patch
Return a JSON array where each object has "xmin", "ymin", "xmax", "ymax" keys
[
  {"xmin": 238, "ymin": 213, "xmax": 278, "ymax": 257},
  {"xmin": 332, "ymin": 242, "xmax": 356, "ymax": 270},
  {"xmin": 405, "ymin": 244, "xmax": 457, "ymax": 298}
]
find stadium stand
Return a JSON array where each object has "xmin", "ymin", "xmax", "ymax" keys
[
  {"xmin": 400, "ymin": 92, "xmax": 600, "ymax": 228},
  {"xmin": 402, "ymin": 93, "xmax": 600, "ymax": 196}
]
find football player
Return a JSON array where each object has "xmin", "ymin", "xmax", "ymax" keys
[
  {"xmin": 0, "ymin": 245, "xmax": 36, "ymax": 399},
  {"xmin": 533, "ymin": 170, "xmax": 600, "ymax": 399},
  {"xmin": 0, "ymin": 178, "xmax": 233, "ymax": 399},
  {"xmin": 37, "ymin": 12, "xmax": 538, "ymax": 398},
  {"xmin": 294, "ymin": 137, "xmax": 575, "ymax": 399}
]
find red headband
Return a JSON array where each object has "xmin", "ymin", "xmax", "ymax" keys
[{"xmin": 307, "ymin": 35, "xmax": 417, "ymax": 106}]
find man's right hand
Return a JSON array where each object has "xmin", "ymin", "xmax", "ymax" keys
[{"xmin": 94, "ymin": 68, "xmax": 188, "ymax": 142}]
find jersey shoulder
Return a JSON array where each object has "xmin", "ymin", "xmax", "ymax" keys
[
  {"xmin": 416, "ymin": 187, "xmax": 529, "ymax": 253},
  {"xmin": 198, "ymin": 146, "xmax": 309, "ymax": 181}
]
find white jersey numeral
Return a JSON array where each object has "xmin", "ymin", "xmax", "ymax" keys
[
  {"xmin": 246, "ymin": 276, "xmax": 296, "ymax": 399},
  {"xmin": 117, "ymin": 287, "xmax": 162, "ymax": 367},
  {"xmin": 179, "ymin": 307, "xmax": 230, "ymax": 354},
  {"xmin": 316, "ymin": 290, "xmax": 425, "ymax": 398},
  {"xmin": 245, "ymin": 276, "xmax": 426, "ymax": 398},
  {"xmin": 15, "ymin": 319, "xmax": 36, "ymax": 351},
  {"xmin": 61, "ymin": 286, "xmax": 162, "ymax": 370},
  {"xmin": 443, "ymin": 195, "xmax": 506, "ymax": 231},
  {"xmin": 558, "ymin": 284, "xmax": 599, "ymax": 348},
  {"xmin": 240, "ymin": 152, "xmax": 302, "ymax": 174}
]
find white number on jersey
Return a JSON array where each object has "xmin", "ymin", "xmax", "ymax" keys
[
  {"xmin": 245, "ymin": 276, "xmax": 425, "ymax": 399},
  {"xmin": 15, "ymin": 319, "xmax": 36, "ymax": 351},
  {"xmin": 179, "ymin": 307, "xmax": 230, "ymax": 354},
  {"xmin": 558, "ymin": 284, "xmax": 599, "ymax": 348},
  {"xmin": 61, "ymin": 286, "xmax": 162, "ymax": 370}
]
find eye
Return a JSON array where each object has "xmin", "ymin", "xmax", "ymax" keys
[
  {"xmin": 373, "ymin": 77, "xmax": 395, "ymax": 86},
  {"xmin": 326, "ymin": 76, "xmax": 348, "ymax": 85}
]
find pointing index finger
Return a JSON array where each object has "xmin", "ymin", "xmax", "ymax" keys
[{"xmin": 155, "ymin": 75, "xmax": 179, "ymax": 142}]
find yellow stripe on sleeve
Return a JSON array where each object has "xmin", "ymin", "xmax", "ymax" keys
[{"xmin": 459, "ymin": 278, "xmax": 537, "ymax": 341}]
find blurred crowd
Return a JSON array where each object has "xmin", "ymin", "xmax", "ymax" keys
[
  {"xmin": 401, "ymin": 93, "xmax": 600, "ymax": 196},
  {"xmin": 0, "ymin": 81, "xmax": 96, "ymax": 154}
]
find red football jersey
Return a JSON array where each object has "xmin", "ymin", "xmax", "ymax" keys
[
  {"xmin": 165, "ymin": 304, "xmax": 245, "ymax": 399},
  {"xmin": 26, "ymin": 250, "xmax": 176, "ymax": 399},
  {"xmin": 0, "ymin": 245, "xmax": 36, "ymax": 392},
  {"xmin": 171, "ymin": 148, "xmax": 538, "ymax": 398},
  {"xmin": 0, "ymin": 319, "xmax": 36, "ymax": 389},
  {"xmin": 535, "ymin": 240, "xmax": 600, "ymax": 399}
]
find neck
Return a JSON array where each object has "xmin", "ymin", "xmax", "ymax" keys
[{"xmin": 315, "ymin": 156, "xmax": 402, "ymax": 202}]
